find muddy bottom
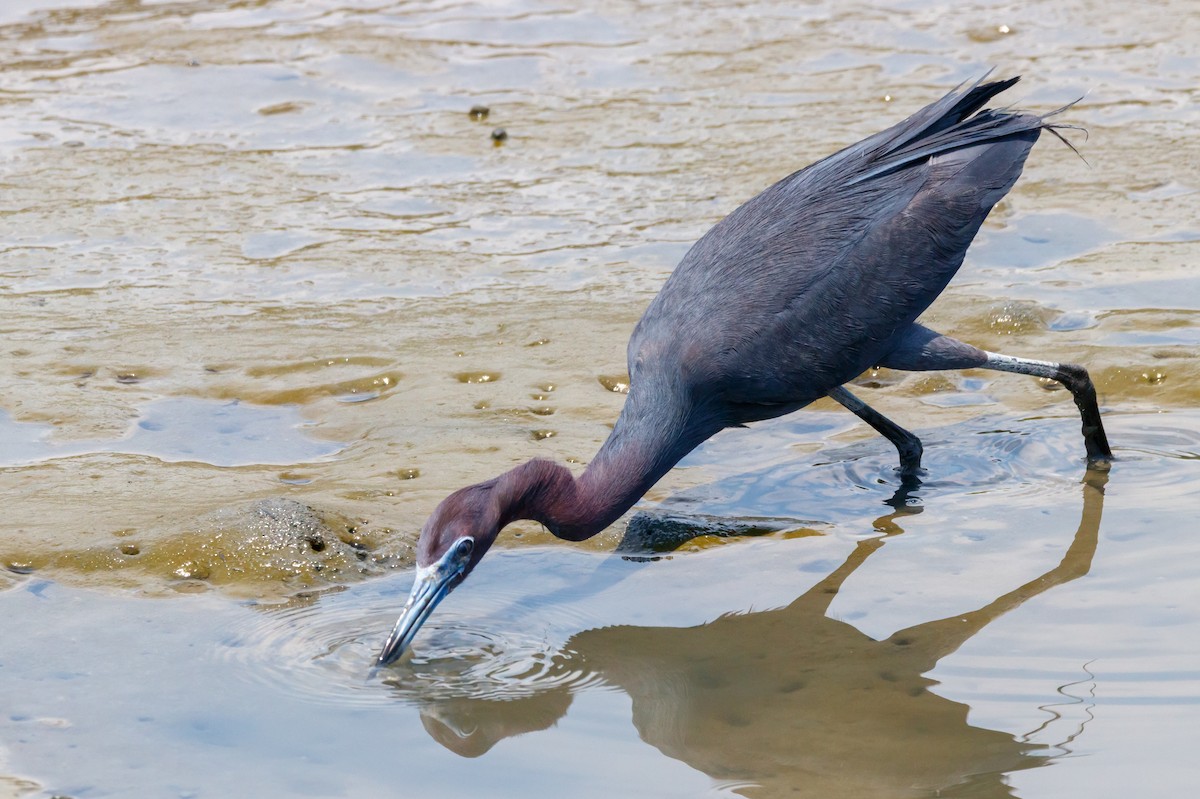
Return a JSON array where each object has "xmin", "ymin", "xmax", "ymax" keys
[{"xmin": 4, "ymin": 410, "xmax": 1200, "ymax": 798}]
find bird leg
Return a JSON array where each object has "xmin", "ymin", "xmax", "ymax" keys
[
  {"xmin": 827, "ymin": 386, "xmax": 923, "ymax": 476},
  {"xmin": 981, "ymin": 352, "xmax": 1113, "ymax": 466},
  {"xmin": 877, "ymin": 325, "xmax": 1112, "ymax": 466}
]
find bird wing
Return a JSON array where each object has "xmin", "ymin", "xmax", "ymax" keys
[{"xmin": 629, "ymin": 76, "xmax": 1060, "ymax": 420}]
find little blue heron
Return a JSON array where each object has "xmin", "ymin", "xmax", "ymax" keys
[{"xmin": 377, "ymin": 75, "xmax": 1112, "ymax": 666}]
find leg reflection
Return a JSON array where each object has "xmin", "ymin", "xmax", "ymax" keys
[{"xmin": 396, "ymin": 473, "xmax": 1107, "ymax": 797}]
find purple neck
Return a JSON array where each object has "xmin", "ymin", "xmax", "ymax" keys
[{"xmin": 495, "ymin": 380, "xmax": 716, "ymax": 541}]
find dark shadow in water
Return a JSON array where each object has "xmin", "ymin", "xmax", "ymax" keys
[{"xmin": 396, "ymin": 471, "xmax": 1107, "ymax": 799}]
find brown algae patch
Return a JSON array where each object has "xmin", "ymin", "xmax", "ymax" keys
[
  {"xmin": 245, "ymin": 357, "xmax": 395, "ymax": 377},
  {"xmin": 257, "ymin": 101, "xmax": 309, "ymax": 116},
  {"xmin": 211, "ymin": 361, "xmax": 402, "ymax": 405}
]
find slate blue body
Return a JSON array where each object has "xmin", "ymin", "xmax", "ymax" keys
[
  {"xmin": 631, "ymin": 76, "xmax": 1031, "ymax": 427},
  {"xmin": 375, "ymin": 75, "xmax": 1112, "ymax": 667}
]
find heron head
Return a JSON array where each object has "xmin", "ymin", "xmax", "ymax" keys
[{"xmin": 376, "ymin": 483, "xmax": 502, "ymax": 666}]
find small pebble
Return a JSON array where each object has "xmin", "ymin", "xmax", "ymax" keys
[{"xmin": 468, "ymin": 105, "xmax": 490, "ymax": 121}]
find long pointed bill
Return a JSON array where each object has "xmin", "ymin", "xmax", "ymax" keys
[{"xmin": 376, "ymin": 551, "xmax": 466, "ymax": 667}]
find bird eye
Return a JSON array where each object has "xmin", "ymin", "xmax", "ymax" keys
[{"xmin": 456, "ymin": 538, "xmax": 474, "ymax": 558}]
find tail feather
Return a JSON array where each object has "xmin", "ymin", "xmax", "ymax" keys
[
  {"xmin": 886, "ymin": 73, "xmax": 1022, "ymax": 155},
  {"xmin": 844, "ymin": 75, "xmax": 1081, "ymax": 186}
]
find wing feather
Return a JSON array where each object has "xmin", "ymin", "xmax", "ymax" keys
[{"xmin": 630, "ymin": 76, "xmax": 1074, "ymax": 417}]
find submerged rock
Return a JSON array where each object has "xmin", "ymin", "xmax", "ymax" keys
[
  {"xmin": 150, "ymin": 498, "xmax": 407, "ymax": 593},
  {"xmin": 216, "ymin": 498, "xmax": 350, "ymax": 556},
  {"xmin": 619, "ymin": 511, "xmax": 814, "ymax": 556},
  {"xmin": 20, "ymin": 498, "xmax": 411, "ymax": 597}
]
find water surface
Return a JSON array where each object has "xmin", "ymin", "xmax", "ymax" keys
[{"xmin": 1, "ymin": 0, "xmax": 1198, "ymax": 797}]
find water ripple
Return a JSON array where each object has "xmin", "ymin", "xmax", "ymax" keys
[{"xmin": 217, "ymin": 558, "xmax": 601, "ymax": 707}]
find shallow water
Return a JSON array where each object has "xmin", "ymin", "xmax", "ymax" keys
[{"xmin": 2, "ymin": 0, "xmax": 1199, "ymax": 797}]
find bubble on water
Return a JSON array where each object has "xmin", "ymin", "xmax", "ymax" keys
[{"xmin": 456, "ymin": 371, "xmax": 499, "ymax": 384}]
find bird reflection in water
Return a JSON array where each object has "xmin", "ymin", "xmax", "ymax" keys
[{"xmin": 389, "ymin": 473, "xmax": 1106, "ymax": 798}]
